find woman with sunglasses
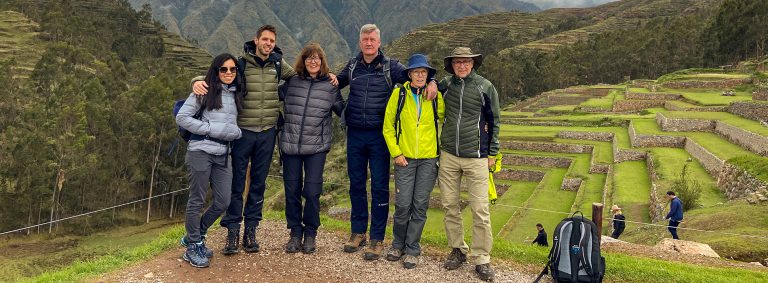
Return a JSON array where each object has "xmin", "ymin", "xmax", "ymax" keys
[
  {"xmin": 176, "ymin": 53, "xmax": 244, "ymax": 268},
  {"xmin": 279, "ymin": 42, "xmax": 344, "ymax": 254}
]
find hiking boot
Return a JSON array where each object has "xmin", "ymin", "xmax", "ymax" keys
[
  {"xmin": 363, "ymin": 239, "xmax": 384, "ymax": 261},
  {"xmin": 443, "ymin": 248, "xmax": 467, "ymax": 270},
  {"xmin": 222, "ymin": 227, "xmax": 240, "ymax": 255},
  {"xmin": 385, "ymin": 247, "xmax": 403, "ymax": 261},
  {"xmin": 182, "ymin": 242, "xmax": 210, "ymax": 268},
  {"xmin": 343, "ymin": 233, "xmax": 367, "ymax": 253},
  {"xmin": 180, "ymin": 235, "xmax": 213, "ymax": 258},
  {"xmin": 403, "ymin": 254, "xmax": 419, "ymax": 269},
  {"xmin": 302, "ymin": 236, "xmax": 317, "ymax": 254},
  {"xmin": 475, "ymin": 263, "xmax": 495, "ymax": 281},
  {"xmin": 243, "ymin": 225, "xmax": 260, "ymax": 253},
  {"xmin": 285, "ymin": 236, "xmax": 302, "ymax": 253}
]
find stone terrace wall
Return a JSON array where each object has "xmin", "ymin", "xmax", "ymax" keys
[
  {"xmin": 613, "ymin": 100, "xmax": 665, "ymax": 112},
  {"xmin": 646, "ymin": 154, "xmax": 666, "ymax": 222},
  {"xmin": 495, "ymin": 169, "xmax": 546, "ymax": 182},
  {"xmin": 656, "ymin": 112, "xmax": 715, "ymax": 132},
  {"xmin": 565, "ymin": 88, "xmax": 611, "ymax": 96},
  {"xmin": 728, "ymin": 101, "xmax": 768, "ymax": 122},
  {"xmin": 561, "ymin": 178, "xmax": 582, "ymax": 191},
  {"xmin": 754, "ymin": 88, "xmax": 768, "ymax": 101},
  {"xmin": 557, "ymin": 131, "xmax": 614, "ymax": 142},
  {"xmin": 612, "ymin": 136, "xmax": 646, "ymax": 163},
  {"xmin": 625, "ymin": 92, "xmax": 681, "ymax": 100},
  {"xmin": 684, "ymin": 138, "xmax": 725, "ymax": 176},
  {"xmin": 663, "ymin": 102, "xmax": 727, "ymax": 112},
  {"xmin": 717, "ymin": 164, "xmax": 768, "ymax": 204},
  {"xmin": 629, "ymin": 121, "xmax": 686, "ymax": 148},
  {"xmin": 661, "ymin": 78, "xmax": 750, "ymax": 89},
  {"xmin": 714, "ymin": 121, "xmax": 768, "ymax": 156},
  {"xmin": 503, "ymin": 155, "xmax": 572, "ymax": 168},
  {"xmin": 503, "ymin": 141, "xmax": 593, "ymax": 154}
]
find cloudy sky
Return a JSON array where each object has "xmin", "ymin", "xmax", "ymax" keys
[{"xmin": 525, "ymin": 0, "xmax": 619, "ymax": 9}]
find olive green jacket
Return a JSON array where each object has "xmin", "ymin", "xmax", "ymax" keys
[{"xmin": 438, "ymin": 71, "xmax": 500, "ymax": 158}]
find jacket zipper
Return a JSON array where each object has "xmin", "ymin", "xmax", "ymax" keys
[
  {"xmin": 297, "ymin": 80, "xmax": 313, "ymax": 153},
  {"xmin": 415, "ymin": 90, "xmax": 421, "ymax": 158},
  {"xmin": 456, "ymin": 78, "xmax": 465, "ymax": 156}
]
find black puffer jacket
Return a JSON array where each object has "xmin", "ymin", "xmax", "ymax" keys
[
  {"xmin": 279, "ymin": 75, "xmax": 345, "ymax": 155},
  {"xmin": 337, "ymin": 50, "xmax": 407, "ymax": 129}
]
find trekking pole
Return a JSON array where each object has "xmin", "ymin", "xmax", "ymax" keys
[{"xmin": 592, "ymin": 203, "xmax": 603, "ymax": 237}]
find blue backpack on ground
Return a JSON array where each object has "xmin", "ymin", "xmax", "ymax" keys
[{"xmin": 534, "ymin": 211, "xmax": 605, "ymax": 283}]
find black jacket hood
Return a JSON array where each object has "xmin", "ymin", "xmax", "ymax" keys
[{"xmin": 243, "ymin": 40, "xmax": 283, "ymax": 62}]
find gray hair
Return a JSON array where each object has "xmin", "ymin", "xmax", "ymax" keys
[{"xmin": 359, "ymin": 24, "xmax": 381, "ymax": 40}]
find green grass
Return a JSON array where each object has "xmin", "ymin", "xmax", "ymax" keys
[
  {"xmin": 613, "ymin": 161, "xmax": 652, "ymax": 227},
  {"xmin": 505, "ymin": 168, "xmax": 576, "ymax": 242},
  {"xmin": 674, "ymin": 89, "xmax": 753, "ymax": 106},
  {"xmin": 544, "ymin": 105, "xmax": 576, "ymax": 113},
  {"xmin": 649, "ymin": 148, "xmax": 725, "ymax": 207},
  {"xmin": 631, "ymin": 119, "xmax": 758, "ymax": 160},
  {"xmin": 728, "ymin": 156, "xmax": 768, "ymax": 183},
  {"xmin": 661, "ymin": 110, "xmax": 768, "ymax": 136},
  {"xmin": 490, "ymin": 181, "xmax": 538, "ymax": 235},
  {"xmin": 574, "ymin": 173, "xmax": 608, "ymax": 212},
  {"xmin": 24, "ymin": 221, "xmax": 185, "ymax": 282}
]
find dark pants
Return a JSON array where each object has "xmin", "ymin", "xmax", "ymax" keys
[
  {"xmin": 220, "ymin": 127, "xmax": 276, "ymax": 229},
  {"xmin": 185, "ymin": 151, "xmax": 232, "ymax": 242},
  {"xmin": 392, "ymin": 158, "xmax": 438, "ymax": 256},
  {"xmin": 611, "ymin": 228, "xmax": 624, "ymax": 239},
  {"xmin": 282, "ymin": 152, "xmax": 327, "ymax": 238},
  {"xmin": 668, "ymin": 220, "xmax": 680, "ymax": 239},
  {"xmin": 347, "ymin": 127, "xmax": 391, "ymax": 241}
]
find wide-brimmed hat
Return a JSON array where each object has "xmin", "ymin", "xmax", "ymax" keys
[
  {"xmin": 611, "ymin": 205, "xmax": 622, "ymax": 212},
  {"xmin": 402, "ymin": 53, "xmax": 436, "ymax": 80},
  {"xmin": 443, "ymin": 47, "xmax": 483, "ymax": 75}
]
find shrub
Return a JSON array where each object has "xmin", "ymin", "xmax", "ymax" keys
[{"xmin": 669, "ymin": 162, "xmax": 701, "ymax": 210}]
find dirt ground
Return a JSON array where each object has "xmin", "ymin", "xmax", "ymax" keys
[{"xmin": 95, "ymin": 221, "xmax": 535, "ymax": 283}]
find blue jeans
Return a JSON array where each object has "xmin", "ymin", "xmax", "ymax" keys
[
  {"xmin": 282, "ymin": 152, "xmax": 327, "ymax": 237},
  {"xmin": 220, "ymin": 127, "xmax": 276, "ymax": 229},
  {"xmin": 347, "ymin": 127, "xmax": 390, "ymax": 241}
]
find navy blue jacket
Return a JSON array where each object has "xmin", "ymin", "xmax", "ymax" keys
[
  {"xmin": 666, "ymin": 197, "xmax": 683, "ymax": 221},
  {"xmin": 337, "ymin": 50, "xmax": 407, "ymax": 129}
]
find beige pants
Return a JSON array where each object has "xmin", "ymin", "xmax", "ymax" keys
[{"xmin": 439, "ymin": 151, "xmax": 492, "ymax": 265}]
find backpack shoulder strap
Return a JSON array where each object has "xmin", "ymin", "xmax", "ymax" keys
[
  {"xmin": 348, "ymin": 58, "xmax": 358, "ymax": 81},
  {"xmin": 394, "ymin": 84, "xmax": 407, "ymax": 144},
  {"xmin": 382, "ymin": 56, "xmax": 392, "ymax": 90},
  {"xmin": 432, "ymin": 97, "xmax": 440, "ymax": 155},
  {"xmin": 275, "ymin": 60, "xmax": 283, "ymax": 81}
]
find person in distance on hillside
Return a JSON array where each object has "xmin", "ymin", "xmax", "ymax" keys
[
  {"xmin": 610, "ymin": 204, "xmax": 625, "ymax": 239},
  {"xmin": 335, "ymin": 24, "xmax": 437, "ymax": 261},
  {"xmin": 192, "ymin": 25, "xmax": 296, "ymax": 256},
  {"xmin": 176, "ymin": 53, "xmax": 244, "ymax": 268},
  {"xmin": 532, "ymin": 223, "xmax": 548, "ymax": 247},
  {"xmin": 382, "ymin": 53, "xmax": 444, "ymax": 269},
  {"xmin": 665, "ymin": 191, "xmax": 683, "ymax": 240},
  {"xmin": 437, "ymin": 47, "xmax": 501, "ymax": 282},
  {"xmin": 279, "ymin": 43, "xmax": 344, "ymax": 254}
]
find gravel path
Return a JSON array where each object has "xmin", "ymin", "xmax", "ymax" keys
[{"xmin": 96, "ymin": 221, "xmax": 535, "ymax": 282}]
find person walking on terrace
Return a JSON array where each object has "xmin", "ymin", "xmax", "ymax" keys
[{"xmin": 665, "ymin": 191, "xmax": 683, "ymax": 240}]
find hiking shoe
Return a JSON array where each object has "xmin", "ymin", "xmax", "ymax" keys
[
  {"xmin": 475, "ymin": 263, "xmax": 495, "ymax": 281},
  {"xmin": 343, "ymin": 233, "xmax": 367, "ymax": 253},
  {"xmin": 243, "ymin": 225, "xmax": 260, "ymax": 253},
  {"xmin": 302, "ymin": 236, "xmax": 317, "ymax": 254},
  {"xmin": 363, "ymin": 239, "xmax": 384, "ymax": 261},
  {"xmin": 285, "ymin": 236, "xmax": 302, "ymax": 253},
  {"xmin": 443, "ymin": 248, "xmax": 467, "ymax": 270},
  {"xmin": 385, "ymin": 247, "xmax": 403, "ymax": 261},
  {"xmin": 403, "ymin": 254, "xmax": 419, "ymax": 269},
  {"xmin": 222, "ymin": 227, "xmax": 240, "ymax": 255},
  {"xmin": 180, "ymin": 235, "xmax": 213, "ymax": 258},
  {"xmin": 182, "ymin": 242, "xmax": 210, "ymax": 268}
]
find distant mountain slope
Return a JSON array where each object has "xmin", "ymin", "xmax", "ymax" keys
[{"xmin": 127, "ymin": 0, "xmax": 540, "ymax": 64}]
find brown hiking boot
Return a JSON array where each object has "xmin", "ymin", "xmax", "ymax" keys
[
  {"xmin": 363, "ymin": 239, "xmax": 384, "ymax": 260},
  {"xmin": 443, "ymin": 248, "xmax": 467, "ymax": 270},
  {"xmin": 343, "ymin": 233, "xmax": 367, "ymax": 253}
]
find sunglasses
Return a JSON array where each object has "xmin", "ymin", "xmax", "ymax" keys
[{"xmin": 219, "ymin": 67, "xmax": 237, "ymax": 73}]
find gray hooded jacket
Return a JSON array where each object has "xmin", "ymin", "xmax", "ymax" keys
[{"xmin": 176, "ymin": 86, "xmax": 242, "ymax": 156}]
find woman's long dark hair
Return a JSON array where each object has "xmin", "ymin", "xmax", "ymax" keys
[{"xmin": 197, "ymin": 53, "xmax": 245, "ymax": 111}]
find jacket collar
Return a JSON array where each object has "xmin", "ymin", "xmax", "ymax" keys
[{"xmin": 243, "ymin": 40, "xmax": 283, "ymax": 63}]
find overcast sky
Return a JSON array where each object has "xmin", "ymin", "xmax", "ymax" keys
[{"xmin": 525, "ymin": 0, "xmax": 619, "ymax": 9}]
